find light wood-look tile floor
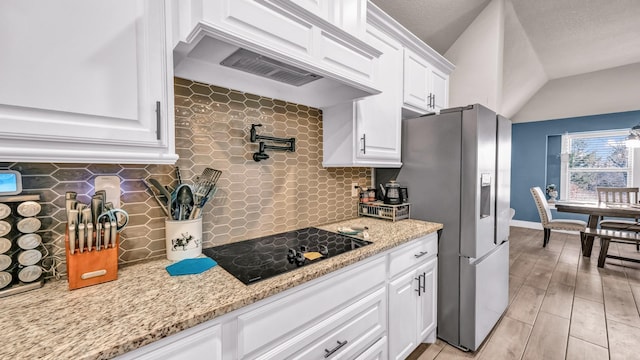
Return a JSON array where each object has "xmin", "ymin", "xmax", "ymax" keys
[{"xmin": 409, "ymin": 226, "xmax": 640, "ymax": 360}]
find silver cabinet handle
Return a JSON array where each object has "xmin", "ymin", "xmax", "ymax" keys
[
  {"xmin": 414, "ymin": 251, "xmax": 429, "ymax": 258},
  {"xmin": 155, "ymin": 101, "xmax": 161, "ymax": 140},
  {"xmin": 432, "ymin": 94, "xmax": 436, "ymax": 108},
  {"xmin": 324, "ymin": 340, "xmax": 348, "ymax": 358},
  {"xmin": 415, "ymin": 275, "xmax": 422, "ymax": 296},
  {"xmin": 360, "ymin": 134, "xmax": 366, "ymax": 154},
  {"xmin": 421, "ymin": 271, "xmax": 426, "ymax": 293}
]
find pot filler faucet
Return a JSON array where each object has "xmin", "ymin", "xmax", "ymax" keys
[{"xmin": 250, "ymin": 124, "xmax": 296, "ymax": 162}]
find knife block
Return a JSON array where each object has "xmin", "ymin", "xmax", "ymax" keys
[{"xmin": 65, "ymin": 228, "xmax": 118, "ymax": 290}]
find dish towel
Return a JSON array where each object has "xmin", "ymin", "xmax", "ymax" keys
[{"xmin": 166, "ymin": 258, "xmax": 217, "ymax": 276}]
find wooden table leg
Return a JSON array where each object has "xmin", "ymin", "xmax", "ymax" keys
[
  {"xmin": 583, "ymin": 214, "xmax": 599, "ymax": 257},
  {"xmin": 598, "ymin": 237, "xmax": 610, "ymax": 267}
]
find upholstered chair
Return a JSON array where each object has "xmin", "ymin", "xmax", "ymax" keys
[{"xmin": 530, "ymin": 187, "xmax": 587, "ymax": 247}]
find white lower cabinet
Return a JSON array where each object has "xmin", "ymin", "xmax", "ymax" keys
[
  {"xmin": 120, "ymin": 234, "xmax": 438, "ymax": 360},
  {"xmin": 388, "ymin": 235, "xmax": 438, "ymax": 360}
]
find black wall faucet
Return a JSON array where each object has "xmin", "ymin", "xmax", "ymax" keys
[{"xmin": 250, "ymin": 124, "xmax": 296, "ymax": 162}]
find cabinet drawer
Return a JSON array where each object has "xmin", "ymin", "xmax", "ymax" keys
[
  {"xmin": 355, "ymin": 336, "xmax": 387, "ymax": 360},
  {"xmin": 286, "ymin": 288, "xmax": 386, "ymax": 360},
  {"xmin": 116, "ymin": 322, "xmax": 222, "ymax": 360},
  {"xmin": 389, "ymin": 233, "xmax": 438, "ymax": 278},
  {"xmin": 238, "ymin": 256, "xmax": 386, "ymax": 358}
]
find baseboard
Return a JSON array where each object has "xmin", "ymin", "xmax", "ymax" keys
[
  {"xmin": 511, "ymin": 220, "xmax": 542, "ymax": 230},
  {"xmin": 510, "ymin": 220, "xmax": 580, "ymax": 234}
]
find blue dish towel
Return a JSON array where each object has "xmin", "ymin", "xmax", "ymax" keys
[{"xmin": 166, "ymin": 258, "xmax": 217, "ymax": 276}]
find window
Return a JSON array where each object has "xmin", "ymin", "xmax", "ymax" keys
[{"xmin": 560, "ymin": 129, "xmax": 633, "ymax": 202}]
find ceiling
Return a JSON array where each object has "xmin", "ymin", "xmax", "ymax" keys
[{"xmin": 371, "ymin": 0, "xmax": 640, "ymax": 120}]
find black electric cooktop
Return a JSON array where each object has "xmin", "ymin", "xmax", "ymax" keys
[{"xmin": 202, "ymin": 227, "xmax": 372, "ymax": 285}]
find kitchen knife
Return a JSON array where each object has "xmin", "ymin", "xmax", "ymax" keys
[
  {"xmin": 81, "ymin": 208, "xmax": 92, "ymax": 227},
  {"xmin": 68, "ymin": 209, "xmax": 79, "ymax": 228},
  {"xmin": 66, "ymin": 199, "xmax": 77, "ymax": 222},
  {"xmin": 96, "ymin": 222, "xmax": 102, "ymax": 251},
  {"xmin": 91, "ymin": 196, "xmax": 103, "ymax": 228},
  {"xmin": 78, "ymin": 223, "xmax": 85, "ymax": 253},
  {"xmin": 68, "ymin": 224, "xmax": 76, "ymax": 255},
  {"xmin": 103, "ymin": 222, "xmax": 111, "ymax": 250},
  {"xmin": 110, "ymin": 220, "xmax": 117, "ymax": 248},
  {"xmin": 86, "ymin": 223, "xmax": 93, "ymax": 251}
]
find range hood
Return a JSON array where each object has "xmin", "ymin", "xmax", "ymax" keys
[
  {"xmin": 171, "ymin": 4, "xmax": 382, "ymax": 109},
  {"xmin": 220, "ymin": 48, "xmax": 323, "ymax": 87}
]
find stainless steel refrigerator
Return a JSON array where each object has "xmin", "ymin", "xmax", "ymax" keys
[{"xmin": 376, "ymin": 104, "xmax": 511, "ymax": 351}]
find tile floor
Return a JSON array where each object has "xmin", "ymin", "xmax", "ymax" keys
[{"xmin": 410, "ymin": 226, "xmax": 640, "ymax": 360}]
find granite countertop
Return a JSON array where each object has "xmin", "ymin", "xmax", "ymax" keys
[{"xmin": 0, "ymin": 217, "xmax": 442, "ymax": 360}]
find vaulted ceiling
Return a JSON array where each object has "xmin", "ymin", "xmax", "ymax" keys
[{"xmin": 371, "ymin": 0, "xmax": 640, "ymax": 122}]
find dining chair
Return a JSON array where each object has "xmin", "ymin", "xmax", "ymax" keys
[
  {"xmin": 596, "ymin": 186, "xmax": 640, "ymax": 251},
  {"xmin": 530, "ymin": 187, "xmax": 587, "ymax": 247},
  {"xmin": 596, "ymin": 186, "xmax": 639, "ymax": 204}
]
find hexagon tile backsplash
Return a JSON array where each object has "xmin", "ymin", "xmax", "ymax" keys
[{"xmin": 2, "ymin": 78, "xmax": 371, "ymax": 276}]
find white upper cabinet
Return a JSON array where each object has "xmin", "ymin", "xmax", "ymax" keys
[
  {"xmin": 323, "ymin": 22, "xmax": 403, "ymax": 167},
  {"xmin": 171, "ymin": 0, "xmax": 381, "ymax": 109},
  {"xmin": 403, "ymin": 48, "xmax": 450, "ymax": 116},
  {"xmin": 0, "ymin": 0, "xmax": 177, "ymax": 164},
  {"xmin": 288, "ymin": 0, "xmax": 366, "ymax": 36}
]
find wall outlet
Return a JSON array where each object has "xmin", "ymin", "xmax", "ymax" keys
[{"xmin": 351, "ymin": 182, "xmax": 359, "ymax": 197}]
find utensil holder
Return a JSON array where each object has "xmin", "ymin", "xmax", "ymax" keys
[
  {"xmin": 165, "ymin": 218, "xmax": 202, "ymax": 261},
  {"xmin": 65, "ymin": 228, "xmax": 118, "ymax": 290}
]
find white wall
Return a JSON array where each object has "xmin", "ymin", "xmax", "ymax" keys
[
  {"xmin": 444, "ymin": 0, "xmax": 504, "ymax": 111},
  {"xmin": 512, "ymin": 62, "xmax": 640, "ymax": 123},
  {"xmin": 501, "ymin": 0, "xmax": 547, "ymax": 118}
]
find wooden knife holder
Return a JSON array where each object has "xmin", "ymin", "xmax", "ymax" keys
[{"xmin": 65, "ymin": 228, "xmax": 119, "ymax": 290}]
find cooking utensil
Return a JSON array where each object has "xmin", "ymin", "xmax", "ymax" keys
[
  {"xmin": 149, "ymin": 178, "xmax": 173, "ymax": 210},
  {"xmin": 173, "ymin": 184, "xmax": 194, "ymax": 220},
  {"xmin": 189, "ymin": 187, "xmax": 218, "ymax": 219},
  {"xmin": 175, "ymin": 166, "xmax": 182, "ymax": 185},
  {"xmin": 65, "ymin": 191, "xmax": 77, "ymax": 200},
  {"xmin": 142, "ymin": 179, "xmax": 170, "ymax": 217}
]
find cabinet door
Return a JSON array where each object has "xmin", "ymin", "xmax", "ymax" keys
[
  {"xmin": 416, "ymin": 258, "xmax": 438, "ymax": 342},
  {"xmin": 355, "ymin": 26, "xmax": 402, "ymax": 164},
  {"xmin": 402, "ymin": 48, "xmax": 430, "ymax": 113},
  {"xmin": 388, "ymin": 270, "xmax": 419, "ymax": 360},
  {"xmin": 430, "ymin": 67, "xmax": 448, "ymax": 113},
  {"xmin": 0, "ymin": 0, "xmax": 176, "ymax": 164}
]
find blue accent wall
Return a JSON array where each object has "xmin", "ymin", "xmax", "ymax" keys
[{"xmin": 511, "ymin": 110, "xmax": 640, "ymax": 222}]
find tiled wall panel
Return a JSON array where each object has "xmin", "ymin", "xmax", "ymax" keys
[{"xmin": 1, "ymin": 78, "xmax": 370, "ymax": 274}]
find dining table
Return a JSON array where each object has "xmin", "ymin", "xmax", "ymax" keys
[{"xmin": 554, "ymin": 201, "xmax": 640, "ymax": 256}]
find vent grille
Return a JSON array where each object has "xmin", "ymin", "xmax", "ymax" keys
[{"xmin": 220, "ymin": 48, "xmax": 322, "ymax": 87}]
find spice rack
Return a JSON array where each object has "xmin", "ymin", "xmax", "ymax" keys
[
  {"xmin": 358, "ymin": 202, "xmax": 410, "ymax": 222},
  {"xmin": 0, "ymin": 194, "xmax": 45, "ymax": 298}
]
